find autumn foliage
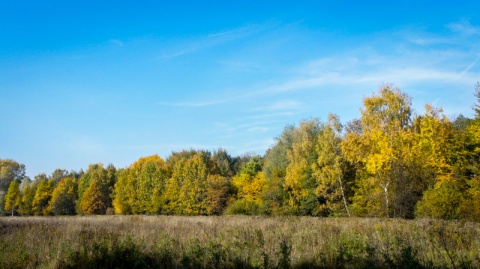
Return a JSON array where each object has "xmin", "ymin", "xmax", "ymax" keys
[{"xmin": 2, "ymin": 85, "xmax": 480, "ymax": 221}]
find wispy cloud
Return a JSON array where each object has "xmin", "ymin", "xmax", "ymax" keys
[
  {"xmin": 157, "ymin": 99, "xmax": 227, "ymax": 107},
  {"xmin": 252, "ymin": 100, "xmax": 302, "ymax": 112},
  {"xmin": 158, "ymin": 23, "xmax": 274, "ymax": 60},
  {"xmin": 456, "ymin": 58, "xmax": 479, "ymax": 80},
  {"xmin": 447, "ymin": 19, "xmax": 480, "ymax": 36},
  {"xmin": 109, "ymin": 39, "xmax": 124, "ymax": 46}
]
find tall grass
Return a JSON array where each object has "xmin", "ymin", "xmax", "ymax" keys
[{"xmin": 1, "ymin": 216, "xmax": 479, "ymax": 268}]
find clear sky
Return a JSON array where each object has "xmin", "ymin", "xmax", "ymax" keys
[{"xmin": 1, "ymin": 1, "xmax": 479, "ymax": 178}]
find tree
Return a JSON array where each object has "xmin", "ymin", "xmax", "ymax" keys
[
  {"xmin": 50, "ymin": 169, "xmax": 69, "ymax": 184},
  {"xmin": 264, "ymin": 125, "xmax": 294, "ymax": 182},
  {"xmin": 343, "ymin": 86, "xmax": 417, "ymax": 217},
  {"xmin": 77, "ymin": 164, "xmax": 114, "ymax": 215},
  {"xmin": 80, "ymin": 178, "xmax": 109, "ymax": 215},
  {"xmin": 284, "ymin": 119, "xmax": 323, "ymax": 215},
  {"xmin": 18, "ymin": 183, "xmax": 35, "ymax": 215},
  {"xmin": 211, "ymin": 148, "xmax": 235, "ymax": 177},
  {"xmin": 48, "ymin": 177, "xmax": 77, "ymax": 215},
  {"xmin": 226, "ymin": 156, "xmax": 265, "ymax": 215},
  {"xmin": 416, "ymin": 177, "xmax": 464, "ymax": 219},
  {"xmin": 206, "ymin": 174, "xmax": 232, "ymax": 215},
  {"xmin": 474, "ymin": 81, "xmax": 480, "ymax": 119},
  {"xmin": 32, "ymin": 179, "xmax": 54, "ymax": 216},
  {"xmin": 163, "ymin": 150, "xmax": 212, "ymax": 215},
  {"xmin": 113, "ymin": 155, "xmax": 169, "ymax": 214},
  {"xmin": 4, "ymin": 180, "xmax": 20, "ymax": 216},
  {"xmin": 0, "ymin": 159, "xmax": 26, "ymax": 192},
  {"xmin": 313, "ymin": 114, "xmax": 352, "ymax": 217}
]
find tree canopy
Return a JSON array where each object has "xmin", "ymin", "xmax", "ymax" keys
[{"xmin": 3, "ymin": 84, "xmax": 480, "ymax": 222}]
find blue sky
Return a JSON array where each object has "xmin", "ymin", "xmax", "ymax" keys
[{"xmin": 1, "ymin": 1, "xmax": 479, "ymax": 178}]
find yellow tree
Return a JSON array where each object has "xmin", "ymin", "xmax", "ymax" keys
[
  {"xmin": 313, "ymin": 114, "xmax": 351, "ymax": 217},
  {"xmin": 112, "ymin": 169, "xmax": 135, "ymax": 214},
  {"xmin": 284, "ymin": 119, "xmax": 322, "ymax": 215},
  {"xmin": 77, "ymin": 164, "xmax": 114, "ymax": 215},
  {"xmin": 18, "ymin": 184, "xmax": 35, "ymax": 215},
  {"xmin": 413, "ymin": 105, "xmax": 460, "ymax": 219},
  {"xmin": 163, "ymin": 150, "xmax": 211, "ymax": 215},
  {"xmin": 456, "ymin": 86, "xmax": 480, "ymax": 221},
  {"xmin": 32, "ymin": 179, "xmax": 54, "ymax": 216},
  {"xmin": 48, "ymin": 177, "xmax": 77, "ymax": 215},
  {"xmin": 4, "ymin": 180, "xmax": 20, "ymax": 216},
  {"xmin": 80, "ymin": 178, "xmax": 109, "ymax": 215},
  {"xmin": 343, "ymin": 86, "xmax": 415, "ymax": 217},
  {"xmin": 113, "ymin": 155, "xmax": 169, "ymax": 214},
  {"xmin": 226, "ymin": 156, "xmax": 265, "ymax": 215}
]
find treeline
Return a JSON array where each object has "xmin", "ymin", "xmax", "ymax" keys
[{"xmin": 1, "ymin": 85, "xmax": 479, "ymax": 221}]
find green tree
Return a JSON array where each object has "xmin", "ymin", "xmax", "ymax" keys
[
  {"xmin": 474, "ymin": 81, "xmax": 480, "ymax": 119},
  {"xmin": 4, "ymin": 180, "xmax": 21, "ymax": 216},
  {"xmin": 262, "ymin": 125, "xmax": 294, "ymax": 215},
  {"xmin": 211, "ymin": 148, "xmax": 235, "ymax": 177},
  {"xmin": 32, "ymin": 179, "xmax": 54, "ymax": 216},
  {"xmin": 0, "ymin": 159, "xmax": 26, "ymax": 192},
  {"xmin": 48, "ymin": 177, "xmax": 77, "ymax": 215},
  {"xmin": 50, "ymin": 169, "xmax": 69, "ymax": 184}
]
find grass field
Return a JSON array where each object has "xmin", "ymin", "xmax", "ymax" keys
[{"xmin": 1, "ymin": 216, "xmax": 479, "ymax": 268}]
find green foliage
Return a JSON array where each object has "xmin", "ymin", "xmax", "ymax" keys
[
  {"xmin": 474, "ymin": 81, "xmax": 480, "ymax": 119},
  {"xmin": 211, "ymin": 148, "xmax": 236, "ymax": 177},
  {"xmin": 0, "ymin": 159, "xmax": 26, "ymax": 192}
]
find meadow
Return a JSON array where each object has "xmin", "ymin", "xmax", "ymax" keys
[{"xmin": 1, "ymin": 216, "xmax": 479, "ymax": 268}]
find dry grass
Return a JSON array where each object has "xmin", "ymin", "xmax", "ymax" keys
[{"xmin": 1, "ymin": 216, "xmax": 479, "ymax": 268}]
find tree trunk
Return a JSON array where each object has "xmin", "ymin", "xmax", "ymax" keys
[
  {"xmin": 338, "ymin": 176, "xmax": 351, "ymax": 217},
  {"xmin": 383, "ymin": 183, "xmax": 390, "ymax": 218}
]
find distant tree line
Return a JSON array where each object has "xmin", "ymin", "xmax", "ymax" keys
[{"xmin": 1, "ymin": 84, "xmax": 479, "ymax": 221}]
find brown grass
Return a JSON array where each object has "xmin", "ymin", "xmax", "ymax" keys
[{"xmin": 1, "ymin": 216, "xmax": 479, "ymax": 268}]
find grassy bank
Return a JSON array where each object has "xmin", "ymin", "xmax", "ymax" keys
[{"xmin": 1, "ymin": 216, "xmax": 479, "ymax": 268}]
